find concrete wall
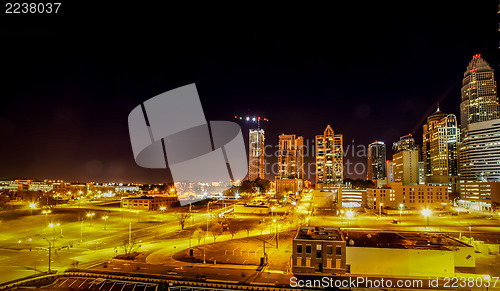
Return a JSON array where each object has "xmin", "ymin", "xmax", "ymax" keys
[
  {"xmin": 346, "ymin": 247, "xmax": 454, "ymax": 277},
  {"xmin": 453, "ymin": 246, "xmax": 475, "ymax": 267}
]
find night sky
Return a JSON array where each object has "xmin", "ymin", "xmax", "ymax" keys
[{"xmin": 1, "ymin": 2, "xmax": 498, "ymax": 183}]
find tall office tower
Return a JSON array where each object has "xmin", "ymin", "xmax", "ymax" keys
[
  {"xmin": 392, "ymin": 134, "xmax": 419, "ymax": 185},
  {"xmin": 248, "ymin": 129, "xmax": 265, "ymax": 180},
  {"xmin": 393, "ymin": 149, "xmax": 419, "ymax": 185},
  {"xmin": 278, "ymin": 134, "xmax": 304, "ymax": 179},
  {"xmin": 422, "ymin": 108, "xmax": 460, "ymax": 184},
  {"xmin": 367, "ymin": 141, "xmax": 386, "ymax": 181},
  {"xmin": 315, "ymin": 125, "xmax": 343, "ymax": 190},
  {"xmin": 460, "ymin": 54, "xmax": 499, "ymax": 136},
  {"xmin": 392, "ymin": 134, "xmax": 416, "ymax": 154},
  {"xmin": 459, "ymin": 120, "xmax": 500, "ymax": 182},
  {"xmin": 275, "ymin": 134, "xmax": 305, "ymax": 193}
]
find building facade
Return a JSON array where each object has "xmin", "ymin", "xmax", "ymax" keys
[
  {"xmin": 275, "ymin": 134, "xmax": 304, "ymax": 193},
  {"xmin": 460, "ymin": 54, "xmax": 499, "ymax": 135},
  {"xmin": 393, "ymin": 150, "xmax": 419, "ymax": 185},
  {"xmin": 458, "ymin": 181, "xmax": 500, "ymax": 212},
  {"xmin": 293, "ymin": 226, "xmax": 346, "ymax": 275},
  {"xmin": 459, "ymin": 119, "xmax": 500, "ymax": 182},
  {"xmin": 423, "ymin": 109, "xmax": 460, "ymax": 184},
  {"xmin": 248, "ymin": 129, "xmax": 265, "ymax": 181},
  {"xmin": 277, "ymin": 134, "xmax": 304, "ymax": 179},
  {"xmin": 367, "ymin": 141, "xmax": 386, "ymax": 181},
  {"xmin": 368, "ymin": 182, "xmax": 449, "ymax": 210},
  {"xmin": 316, "ymin": 125, "xmax": 343, "ymax": 190},
  {"xmin": 121, "ymin": 195, "xmax": 178, "ymax": 211},
  {"xmin": 392, "ymin": 134, "xmax": 416, "ymax": 154}
]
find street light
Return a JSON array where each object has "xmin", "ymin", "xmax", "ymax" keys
[
  {"xmin": 48, "ymin": 223, "xmax": 55, "ymax": 238},
  {"xmin": 86, "ymin": 212, "xmax": 95, "ymax": 226},
  {"xmin": 42, "ymin": 210, "xmax": 51, "ymax": 227},
  {"xmin": 379, "ymin": 202, "xmax": 383, "ymax": 218},
  {"xmin": 399, "ymin": 203, "xmax": 404, "ymax": 221},
  {"xmin": 102, "ymin": 216, "xmax": 108, "ymax": 230},
  {"xmin": 204, "ymin": 201, "xmax": 214, "ymax": 264},
  {"xmin": 160, "ymin": 206, "xmax": 166, "ymax": 219},
  {"xmin": 29, "ymin": 203, "xmax": 36, "ymax": 215},
  {"xmin": 42, "ymin": 238, "xmax": 54, "ymax": 273},
  {"xmin": 422, "ymin": 209, "xmax": 431, "ymax": 228}
]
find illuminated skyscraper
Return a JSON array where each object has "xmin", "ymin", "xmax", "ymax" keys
[
  {"xmin": 460, "ymin": 54, "xmax": 499, "ymax": 135},
  {"xmin": 367, "ymin": 141, "xmax": 386, "ymax": 181},
  {"xmin": 392, "ymin": 134, "xmax": 416, "ymax": 154},
  {"xmin": 278, "ymin": 134, "xmax": 304, "ymax": 179},
  {"xmin": 275, "ymin": 134, "xmax": 304, "ymax": 193},
  {"xmin": 392, "ymin": 135, "xmax": 419, "ymax": 186},
  {"xmin": 315, "ymin": 125, "xmax": 343, "ymax": 190},
  {"xmin": 248, "ymin": 129, "xmax": 265, "ymax": 180},
  {"xmin": 459, "ymin": 120, "xmax": 500, "ymax": 182},
  {"xmin": 422, "ymin": 107, "xmax": 460, "ymax": 184}
]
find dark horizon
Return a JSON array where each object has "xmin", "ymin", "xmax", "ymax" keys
[{"xmin": 1, "ymin": 2, "xmax": 498, "ymax": 183}]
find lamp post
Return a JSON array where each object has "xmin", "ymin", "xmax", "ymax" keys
[
  {"xmin": 422, "ymin": 209, "xmax": 431, "ymax": 228},
  {"xmin": 203, "ymin": 201, "xmax": 214, "ymax": 264},
  {"xmin": 42, "ymin": 210, "xmax": 51, "ymax": 227},
  {"xmin": 86, "ymin": 212, "xmax": 95, "ymax": 226},
  {"xmin": 42, "ymin": 238, "xmax": 53, "ymax": 273},
  {"xmin": 379, "ymin": 202, "xmax": 383, "ymax": 218},
  {"xmin": 273, "ymin": 218, "xmax": 279, "ymax": 249},
  {"xmin": 102, "ymin": 216, "xmax": 108, "ymax": 230},
  {"xmin": 160, "ymin": 206, "xmax": 166, "ymax": 220},
  {"xmin": 468, "ymin": 223, "xmax": 472, "ymax": 242},
  {"xmin": 399, "ymin": 203, "xmax": 404, "ymax": 222},
  {"xmin": 48, "ymin": 223, "xmax": 55, "ymax": 239}
]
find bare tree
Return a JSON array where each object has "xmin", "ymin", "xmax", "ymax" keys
[
  {"xmin": 176, "ymin": 212, "xmax": 191, "ymax": 230},
  {"xmin": 210, "ymin": 224, "xmax": 223, "ymax": 243},
  {"xmin": 228, "ymin": 220, "xmax": 240, "ymax": 240},
  {"xmin": 121, "ymin": 239, "xmax": 140, "ymax": 255}
]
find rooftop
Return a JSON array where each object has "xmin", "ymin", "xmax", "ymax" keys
[
  {"xmin": 295, "ymin": 226, "xmax": 344, "ymax": 241},
  {"xmin": 344, "ymin": 230, "xmax": 471, "ymax": 250}
]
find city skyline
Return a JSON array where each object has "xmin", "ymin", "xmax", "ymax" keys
[
  {"xmin": 1, "ymin": 2, "xmax": 498, "ymax": 183},
  {"xmin": 2, "ymin": 3, "xmax": 500, "ymax": 288}
]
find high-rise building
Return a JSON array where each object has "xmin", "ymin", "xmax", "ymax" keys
[
  {"xmin": 393, "ymin": 149, "xmax": 419, "ymax": 185},
  {"xmin": 459, "ymin": 119, "xmax": 500, "ymax": 182},
  {"xmin": 277, "ymin": 134, "xmax": 304, "ymax": 179},
  {"xmin": 392, "ymin": 135, "xmax": 420, "ymax": 186},
  {"xmin": 460, "ymin": 54, "xmax": 499, "ymax": 135},
  {"xmin": 422, "ymin": 108, "xmax": 460, "ymax": 184},
  {"xmin": 316, "ymin": 125, "xmax": 343, "ymax": 190},
  {"xmin": 275, "ymin": 134, "xmax": 305, "ymax": 193},
  {"xmin": 367, "ymin": 141, "xmax": 386, "ymax": 181},
  {"xmin": 248, "ymin": 129, "xmax": 265, "ymax": 180},
  {"xmin": 392, "ymin": 134, "xmax": 416, "ymax": 154}
]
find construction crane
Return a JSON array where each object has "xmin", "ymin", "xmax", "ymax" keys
[{"xmin": 234, "ymin": 115, "xmax": 269, "ymax": 130}]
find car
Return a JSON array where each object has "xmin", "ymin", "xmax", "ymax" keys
[{"xmin": 392, "ymin": 219, "xmax": 398, "ymax": 224}]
